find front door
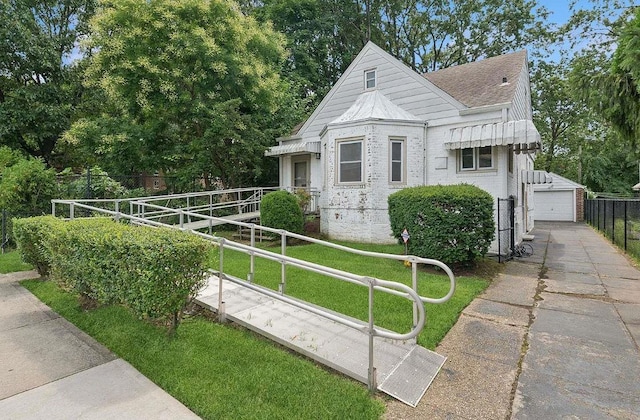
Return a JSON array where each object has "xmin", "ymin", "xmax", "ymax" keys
[{"xmin": 293, "ymin": 159, "xmax": 309, "ymax": 188}]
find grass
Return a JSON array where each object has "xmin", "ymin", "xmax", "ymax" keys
[
  {"xmin": 0, "ymin": 250, "xmax": 32, "ymax": 273},
  {"xmin": 22, "ymin": 279, "xmax": 385, "ymax": 420},
  {"xmin": 11, "ymin": 236, "xmax": 492, "ymax": 418},
  {"xmin": 212, "ymin": 239, "xmax": 490, "ymax": 350}
]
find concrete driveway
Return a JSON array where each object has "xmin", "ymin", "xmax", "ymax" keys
[{"xmin": 386, "ymin": 221, "xmax": 640, "ymax": 419}]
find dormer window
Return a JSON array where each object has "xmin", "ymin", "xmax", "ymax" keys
[{"xmin": 365, "ymin": 69, "xmax": 376, "ymax": 89}]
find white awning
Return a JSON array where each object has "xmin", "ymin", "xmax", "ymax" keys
[
  {"xmin": 522, "ymin": 170, "xmax": 553, "ymax": 184},
  {"xmin": 265, "ymin": 141, "xmax": 321, "ymax": 157},
  {"xmin": 445, "ymin": 120, "xmax": 541, "ymax": 153}
]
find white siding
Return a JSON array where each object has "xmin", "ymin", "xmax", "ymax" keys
[
  {"xmin": 298, "ymin": 43, "xmax": 461, "ymax": 140},
  {"xmin": 509, "ymin": 63, "xmax": 532, "ymax": 121}
]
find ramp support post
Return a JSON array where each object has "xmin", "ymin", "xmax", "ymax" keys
[{"xmin": 367, "ymin": 277, "xmax": 377, "ymax": 392}]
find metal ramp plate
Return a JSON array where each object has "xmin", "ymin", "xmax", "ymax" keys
[
  {"xmin": 196, "ymin": 275, "xmax": 446, "ymax": 406},
  {"xmin": 378, "ymin": 346, "xmax": 446, "ymax": 407}
]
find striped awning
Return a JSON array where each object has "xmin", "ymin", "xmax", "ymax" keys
[
  {"xmin": 445, "ymin": 120, "xmax": 540, "ymax": 153},
  {"xmin": 522, "ymin": 170, "xmax": 553, "ymax": 184},
  {"xmin": 265, "ymin": 141, "xmax": 321, "ymax": 157}
]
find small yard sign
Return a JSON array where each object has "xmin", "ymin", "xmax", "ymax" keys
[{"xmin": 401, "ymin": 228, "xmax": 410, "ymax": 257}]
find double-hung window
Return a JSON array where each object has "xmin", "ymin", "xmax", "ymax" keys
[
  {"xmin": 460, "ymin": 146, "xmax": 493, "ymax": 171},
  {"xmin": 390, "ymin": 138, "xmax": 405, "ymax": 183},
  {"xmin": 364, "ymin": 69, "xmax": 376, "ymax": 90},
  {"xmin": 338, "ymin": 139, "xmax": 363, "ymax": 183}
]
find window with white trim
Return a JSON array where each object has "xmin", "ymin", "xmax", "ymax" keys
[
  {"xmin": 389, "ymin": 138, "xmax": 405, "ymax": 183},
  {"xmin": 364, "ymin": 69, "xmax": 376, "ymax": 89},
  {"xmin": 460, "ymin": 146, "xmax": 493, "ymax": 171},
  {"xmin": 338, "ymin": 139, "xmax": 363, "ymax": 183}
]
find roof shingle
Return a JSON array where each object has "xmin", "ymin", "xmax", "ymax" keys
[{"xmin": 424, "ymin": 50, "xmax": 527, "ymax": 108}]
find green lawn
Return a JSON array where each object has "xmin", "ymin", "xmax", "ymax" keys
[
  {"xmin": 11, "ymin": 236, "xmax": 491, "ymax": 419},
  {"xmin": 213, "ymin": 240, "xmax": 489, "ymax": 349},
  {"xmin": 22, "ymin": 279, "xmax": 385, "ymax": 419},
  {"xmin": 0, "ymin": 250, "xmax": 32, "ymax": 273}
]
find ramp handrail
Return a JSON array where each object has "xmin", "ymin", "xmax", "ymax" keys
[
  {"xmin": 122, "ymin": 201, "xmax": 456, "ymax": 305},
  {"xmin": 51, "ymin": 194, "xmax": 456, "ymax": 391}
]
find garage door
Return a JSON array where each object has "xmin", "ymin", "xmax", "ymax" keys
[{"xmin": 534, "ymin": 190, "xmax": 574, "ymax": 221}]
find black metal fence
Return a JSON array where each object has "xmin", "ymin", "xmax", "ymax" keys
[
  {"xmin": 497, "ymin": 196, "xmax": 515, "ymax": 263},
  {"xmin": 585, "ymin": 198, "xmax": 640, "ymax": 260}
]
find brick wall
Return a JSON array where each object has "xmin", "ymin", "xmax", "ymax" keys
[{"xmin": 576, "ymin": 188, "xmax": 584, "ymax": 222}]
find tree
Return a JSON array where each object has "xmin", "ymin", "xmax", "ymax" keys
[
  {"xmin": 0, "ymin": 0, "xmax": 95, "ymax": 165},
  {"xmin": 376, "ymin": 0, "xmax": 553, "ymax": 73},
  {"xmin": 248, "ymin": 0, "xmax": 373, "ymax": 111},
  {"xmin": 0, "ymin": 155, "xmax": 57, "ymax": 215},
  {"xmin": 532, "ymin": 60, "xmax": 591, "ymax": 177},
  {"xmin": 584, "ymin": 8, "xmax": 640, "ymax": 149},
  {"xmin": 65, "ymin": 0, "xmax": 300, "ymax": 188}
]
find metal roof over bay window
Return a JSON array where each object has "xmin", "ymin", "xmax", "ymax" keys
[
  {"xmin": 445, "ymin": 120, "xmax": 541, "ymax": 153},
  {"xmin": 265, "ymin": 141, "xmax": 321, "ymax": 157}
]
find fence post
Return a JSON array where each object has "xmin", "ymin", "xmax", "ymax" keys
[
  {"xmin": 624, "ymin": 200, "xmax": 628, "ymax": 250},
  {"xmin": 115, "ymin": 200, "xmax": 121, "ymax": 222},
  {"xmin": 497, "ymin": 198, "xmax": 502, "ymax": 263},
  {"xmin": 248, "ymin": 223, "xmax": 256, "ymax": 282},
  {"xmin": 85, "ymin": 167, "xmax": 92, "ymax": 199},
  {"xmin": 279, "ymin": 230, "xmax": 286, "ymax": 294},
  {"xmin": 218, "ymin": 238, "xmax": 226, "ymax": 323},
  {"xmin": 612, "ymin": 200, "xmax": 616, "ymax": 244},
  {"xmin": 1, "ymin": 209, "xmax": 6, "ymax": 254}
]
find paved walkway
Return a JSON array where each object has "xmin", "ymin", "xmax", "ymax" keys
[
  {"xmin": 0, "ymin": 271, "xmax": 199, "ymax": 420},
  {"xmin": 386, "ymin": 221, "xmax": 640, "ymax": 419}
]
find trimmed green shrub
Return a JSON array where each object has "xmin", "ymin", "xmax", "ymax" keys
[
  {"xmin": 14, "ymin": 216, "xmax": 210, "ymax": 332},
  {"xmin": 12, "ymin": 216, "xmax": 64, "ymax": 276},
  {"xmin": 260, "ymin": 190, "xmax": 304, "ymax": 235},
  {"xmin": 0, "ymin": 157, "xmax": 57, "ymax": 215},
  {"xmin": 388, "ymin": 184, "xmax": 495, "ymax": 266}
]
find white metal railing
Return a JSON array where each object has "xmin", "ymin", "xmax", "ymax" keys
[{"xmin": 51, "ymin": 192, "xmax": 455, "ymax": 391}]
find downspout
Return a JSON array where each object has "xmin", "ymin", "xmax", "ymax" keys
[{"xmin": 423, "ymin": 121, "xmax": 428, "ymax": 185}]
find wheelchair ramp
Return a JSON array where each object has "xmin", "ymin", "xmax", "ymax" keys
[
  {"xmin": 196, "ymin": 275, "xmax": 446, "ymax": 407},
  {"xmin": 378, "ymin": 345, "xmax": 446, "ymax": 407}
]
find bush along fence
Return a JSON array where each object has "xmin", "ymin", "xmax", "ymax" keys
[
  {"xmin": 12, "ymin": 216, "xmax": 211, "ymax": 333},
  {"xmin": 585, "ymin": 198, "xmax": 640, "ymax": 260},
  {"xmin": 1, "ymin": 209, "xmax": 46, "ymax": 253}
]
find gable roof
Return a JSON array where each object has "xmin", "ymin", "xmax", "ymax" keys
[
  {"xmin": 424, "ymin": 50, "xmax": 527, "ymax": 108},
  {"xmin": 291, "ymin": 41, "xmax": 463, "ymax": 138},
  {"xmin": 330, "ymin": 91, "xmax": 419, "ymax": 125},
  {"xmin": 534, "ymin": 171, "xmax": 585, "ymax": 190}
]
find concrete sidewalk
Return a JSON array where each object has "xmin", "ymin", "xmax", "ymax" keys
[
  {"xmin": 0, "ymin": 271, "xmax": 199, "ymax": 420},
  {"xmin": 386, "ymin": 221, "xmax": 640, "ymax": 419}
]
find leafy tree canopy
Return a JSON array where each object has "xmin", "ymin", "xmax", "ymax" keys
[
  {"xmin": 65, "ymin": 0, "xmax": 301, "ymax": 187},
  {"xmin": 0, "ymin": 0, "xmax": 95, "ymax": 165},
  {"xmin": 246, "ymin": 0, "xmax": 553, "ymax": 111}
]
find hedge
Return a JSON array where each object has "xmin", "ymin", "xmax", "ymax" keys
[
  {"xmin": 13, "ymin": 216, "xmax": 210, "ymax": 332},
  {"xmin": 388, "ymin": 184, "xmax": 495, "ymax": 266},
  {"xmin": 13, "ymin": 216, "xmax": 65, "ymax": 276},
  {"xmin": 260, "ymin": 190, "xmax": 304, "ymax": 235}
]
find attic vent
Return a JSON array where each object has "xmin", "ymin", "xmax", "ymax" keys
[{"xmin": 501, "ymin": 76, "xmax": 509, "ymax": 86}]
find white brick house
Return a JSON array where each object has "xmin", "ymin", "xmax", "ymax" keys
[{"xmin": 266, "ymin": 42, "xmax": 542, "ymax": 254}]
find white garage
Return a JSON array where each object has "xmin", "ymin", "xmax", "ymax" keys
[{"xmin": 533, "ymin": 173, "xmax": 585, "ymax": 222}]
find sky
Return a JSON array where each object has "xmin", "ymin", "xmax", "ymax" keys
[{"xmin": 533, "ymin": 0, "xmax": 637, "ymax": 62}]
